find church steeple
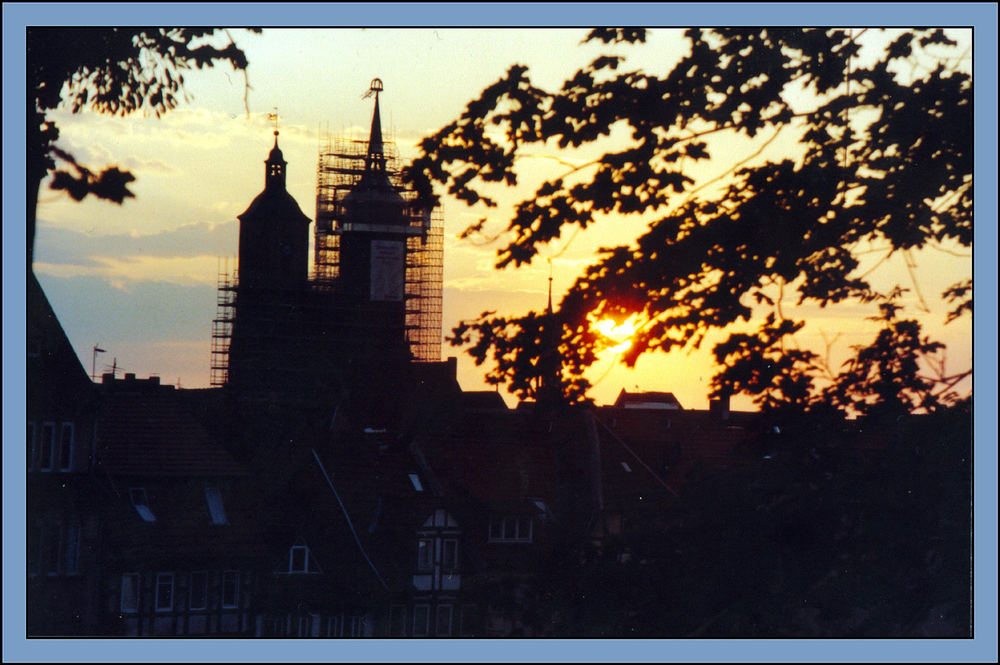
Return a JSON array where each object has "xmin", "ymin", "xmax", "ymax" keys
[
  {"xmin": 342, "ymin": 78, "xmax": 406, "ymax": 226},
  {"xmin": 365, "ymin": 78, "xmax": 387, "ymax": 175},
  {"xmin": 265, "ymin": 131, "xmax": 286, "ymax": 191},
  {"xmin": 235, "ymin": 124, "xmax": 310, "ymax": 292}
]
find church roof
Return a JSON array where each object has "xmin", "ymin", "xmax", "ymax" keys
[
  {"xmin": 238, "ymin": 186, "xmax": 310, "ymax": 224},
  {"xmin": 268, "ymin": 141, "xmax": 285, "ymax": 164}
]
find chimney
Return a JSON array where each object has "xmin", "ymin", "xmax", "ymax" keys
[{"xmin": 709, "ymin": 394, "xmax": 730, "ymax": 421}]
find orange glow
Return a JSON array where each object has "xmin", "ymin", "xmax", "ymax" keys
[{"xmin": 593, "ymin": 315, "xmax": 642, "ymax": 354}]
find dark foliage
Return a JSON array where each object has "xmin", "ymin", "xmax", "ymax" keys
[
  {"xmin": 508, "ymin": 403, "xmax": 971, "ymax": 637},
  {"xmin": 27, "ymin": 27, "xmax": 260, "ymax": 266},
  {"xmin": 406, "ymin": 28, "xmax": 972, "ymax": 410}
]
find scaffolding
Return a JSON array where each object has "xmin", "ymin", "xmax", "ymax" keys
[
  {"xmin": 210, "ymin": 267, "xmax": 237, "ymax": 388},
  {"xmin": 210, "ymin": 131, "xmax": 444, "ymax": 387},
  {"xmin": 315, "ymin": 132, "xmax": 443, "ymax": 363}
]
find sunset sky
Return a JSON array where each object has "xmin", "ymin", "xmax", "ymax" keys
[
  {"xmin": 27, "ymin": 22, "xmax": 975, "ymax": 411},
  {"xmin": 5, "ymin": 4, "xmax": 997, "ymax": 663}
]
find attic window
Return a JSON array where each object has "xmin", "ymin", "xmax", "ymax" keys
[
  {"xmin": 621, "ymin": 462, "xmax": 633, "ymax": 473},
  {"xmin": 408, "ymin": 473, "xmax": 424, "ymax": 492},
  {"xmin": 531, "ymin": 499, "xmax": 553, "ymax": 524},
  {"xmin": 129, "ymin": 488, "xmax": 156, "ymax": 523},
  {"xmin": 489, "ymin": 516, "xmax": 532, "ymax": 543},
  {"xmin": 289, "ymin": 545, "xmax": 310, "ymax": 573},
  {"xmin": 205, "ymin": 487, "xmax": 228, "ymax": 525}
]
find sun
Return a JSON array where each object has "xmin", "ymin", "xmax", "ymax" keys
[{"xmin": 593, "ymin": 315, "xmax": 641, "ymax": 354}]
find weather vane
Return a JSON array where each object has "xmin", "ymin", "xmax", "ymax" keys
[
  {"xmin": 267, "ymin": 107, "xmax": 279, "ymax": 136},
  {"xmin": 362, "ymin": 78, "xmax": 383, "ymax": 100}
]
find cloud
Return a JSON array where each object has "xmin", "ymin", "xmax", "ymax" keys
[
  {"xmin": 34, "ymin": 255, "xmax": 223, "ymax": 287},
  {"xmin": 35, "ymin": 219, "xmax": 237, "ymax": 263}
]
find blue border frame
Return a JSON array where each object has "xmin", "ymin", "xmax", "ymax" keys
[{"xmin": 4, "ymin": 3, "xmax": 997, "ymax": 663}]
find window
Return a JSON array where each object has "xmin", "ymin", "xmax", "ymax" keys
[
  {"xmin": 189, "ymin": 571, "xmax": 208, "ymax": 610},
  {"xmin": 435, "ymin": 604, "xmax": 453, "ymax": 636},
  {"xmin": 412, "ymin": 605, "xmax": 430, "ymax": 637},
  {"xmin": 417, "ymin": 538, "xmax": 433, "ymax": 571},
  {"xmin": 388, "ymin": 606, "xmax": 407, "ymax": 636},
  {"xmin": 345, "ymin": 615, "xmax": 364, "ymax": 637},
  {"xmin": 205, "ymin": 487, "xmax": 228, "ymax": 525},
  {"xmin": 408, "ymin": 473, "xmax": 424, "ymax": 492},
  {"xmin": 58, "ymin": 422, "xmax": 74, "ymax": 471},
  {"xmin": 27, "ymin": 522, "xmax": 40, "ymax": 575},
  {"xmin": 330, "ymin": 614, "xmax": 363, "ymax": 637},
  {"xmin": 155, "ymin": 573, "xmax": 174, "ymax": 612},
  {"xmin": 129, "ymin": 488, "xmax": 156, "ymax": 522},
  {"xmin": 489, "ymin": 516, "xmax": 532, "ymax": 542},
  {"xmin": 27, "ymin": 422, "xmax": 35, "ymax": 470},
  {"xmin": 222, "ymin": 570, "xmax": 239, "ymax": 608},
  {"xmin": 42, "ymin": 523, "xmax": 61, "ymax": 575},
  {"xmin": 289, "ymin": 545, "xmax": 309, "ymax": 573},
  {"xmin": 62, "ymin": 524, "xmax": 80, "ymax": 575},
  {"xmin": 442, "ymin": 538, "xmax": 458, "ymax": 571},
  {"xmin": 460, "ymin": 605, "xmax": 480, "ymax": 636},
  {"xmin": 121, "ymin": 573, "xmax": 140, "ymax": 613},
  {"xmin": 39, "ymin": 422, "xmax": 55, "ymax": 471},
  {"xmin": 34, "ymin": 522, "xmax": 80, "ymax": 576},
  {"xmin": 327, "ymin": 614, "xmax": 342, "ymax": 637}
]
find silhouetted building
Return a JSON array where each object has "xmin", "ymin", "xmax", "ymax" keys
[
  {"xmin": 26, "ymin": 82, "xmax": 807, "ymax": 639},
  {"xmin": 26, "ymin": 272, "xmax": 101, "ymax": 636},
  {"xmin": 215, "ymin": 79, "xmax": 443, "ymax": 405}
]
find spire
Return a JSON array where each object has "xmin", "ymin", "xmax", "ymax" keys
[
  {"xmin": 265, "ymin": 112, "xmax": 286, "ymax": 191},
  {"xmin": 538, "ymin": 263, "xmax": 563, "ymax": 407},
  {"xmin": 342, "ymin": 77, "xmax": 405, "ymax": 225},
  {"xmin": 364, "ymin": 78, "xmax": 386, "ymax": 175},
  {"xmin": 547, "ymin": 259, "xmax": 554, "ymax": 316}
]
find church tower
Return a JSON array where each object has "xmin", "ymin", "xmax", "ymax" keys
[
  {"xmin": 225, "ymin": 128, "xmax": 312, "ymax": 393},
  {"xmin": 215, "ymin": 80, "xmax": 444, "ymax": 407},
  {"xmin": 236, "ymin": 130, "xmax": 310, "ymax": 290},
  {"xmin": 335, "ymin": 79, "xmax": 416, "ymax": 361}
]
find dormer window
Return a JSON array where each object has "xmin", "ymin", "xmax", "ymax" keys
[
  {"xmin": 205, "ymin": 487, "xmax": 228, "ymax": 525},
  {"xmin": 289, "ymin": 545, "xmax": 310, "ymax": 573},
  {"xmin": 129, "ymin": 488, "xmax": 156, "ymax": 522},
  {"xmin": 489, "ymin": 516, "xmax": 532, "ymax": 543}
]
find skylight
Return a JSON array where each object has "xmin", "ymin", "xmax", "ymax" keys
[
  {"xmin": 205, "ymin": 487, "xmax": 228, "ymax": 525},
  {"xmin": 129, "ymin": 487, "xmax": 156, "ymax": 522}
]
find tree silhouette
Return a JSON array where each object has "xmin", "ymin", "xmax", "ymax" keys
[
  {"xmin": 27, "ymin": 27, "xmax": 260, "ymax": 268},
  {"xmin": 407, "ymin": 28, "xmax": 972, "ymax": 411}
]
